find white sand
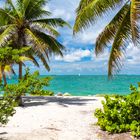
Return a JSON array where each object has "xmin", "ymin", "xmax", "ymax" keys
[{"xmin": 0, "ymin": 96, "xmax": 104, "ymax": 140}]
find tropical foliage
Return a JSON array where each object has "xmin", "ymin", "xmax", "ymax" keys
[
  {"xmin": 95, "ymin": 83, "xmax": 140, "ymax": 137},
  {"xmin": 0, "ymin": 95, "xmax": 16, "ymax": 125},
  {"xmin": 0, "ymin": 46, "xmax": 31, "ymax": 86},
  {"xmin": 73, "ymin": 0, "xmax": 140, "ymax": 77},
  {"xmin": 0, "ymin": 0, "xmax": 69, "ymax": 79},
  {"xmin": 4, "ymin": 68, "xmax": 53, "ymax": 105}
]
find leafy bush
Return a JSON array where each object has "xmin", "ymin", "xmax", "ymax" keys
[
  {"xmin": 21, "ymin": 68, "xmax": 53, "ymax": 96},
  {"xmin": 94, "ymin": 83, "xmax": 140, "ymax": 137},
  {"xmin": 0, "ymin": 95, "xmax": 16, "ymax": 125},
  {"xmin": 30, "ymin": 90, "xmax": 54, "ymax": 96},
  {"xmin": 4, "ymin": 68, "xmax": 54, "ymax": 105}
]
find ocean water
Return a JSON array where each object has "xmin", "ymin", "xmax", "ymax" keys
[
  {"xmin": 46, "ymin": 75, "xmax": 140, "ymax": 96},
  {"xmin": 3, "ymin": 75, "xmax": 140, "ymax": 96}
]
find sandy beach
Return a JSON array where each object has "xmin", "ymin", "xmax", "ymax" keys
[{"xmin": 0, "ymin": 96, "xmax": 137, "ymax": 140}]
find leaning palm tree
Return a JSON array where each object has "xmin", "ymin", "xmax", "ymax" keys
[
  {"xmin": 73, "ymin": 0, "xmax": 140, "ymax": 78},
  {"xmin": 0, "ymin": 0, "xmax": 69, "ymax": 79}
]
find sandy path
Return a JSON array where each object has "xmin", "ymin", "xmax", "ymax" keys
[{"xmin": 0, "ymin": 96, "xmax": 103, "ymax": 140}]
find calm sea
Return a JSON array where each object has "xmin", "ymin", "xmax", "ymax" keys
[{"xmin": 3, "ymin": 75, "xmax": 140, "ymax": 96}]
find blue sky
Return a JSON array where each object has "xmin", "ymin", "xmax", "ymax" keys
[{"xmin": 1, "ymin": 0, "xmax": 140, "ymax": 75}]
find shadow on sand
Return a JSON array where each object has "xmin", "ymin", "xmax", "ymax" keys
[
  {"xmin": 0, "ymin": 132, "xmax": 8, "ymax": 140},
  {"xmin": 22, "ymin": 96, "xmax": 97, "ymax": 108}
]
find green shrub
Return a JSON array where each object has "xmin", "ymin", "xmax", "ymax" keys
[
  {"xmin": 3, "ymin": 68, "xmax": 54, "ymax": 106},
  {"xmin": 0, "ymin": 95, "xmax": 16, "ymax": 125},
  {"xmin": 94, "ymin": 83, "xmax": 140, "ymax": 137},
  {"xmin": 30, "ymin": 90, "xmax": 54, "ymax": 96}
]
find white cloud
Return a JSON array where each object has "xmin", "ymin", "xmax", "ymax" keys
[
  {"xmin": 125, "ymin": 43, "xmax": 140, "ymax": 65},
  {"xmin": 52, "ymin": 9, "xmax": 72, "ymax": 21},
  {"xmin": 55, "ymin": 49, "xmax": 91, "ymax": 62},
  {"xmin": 47, "ymin": 0, "xmax": 80, "ymax": 21}
]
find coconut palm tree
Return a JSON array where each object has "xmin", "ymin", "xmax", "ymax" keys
[
  {"xmin": 73, "ymin": 0, "xmax": 140, "ymax": 77},
  {"xmin": 0, "ymin": 0, "xmax": 69, "ymax": 79}
]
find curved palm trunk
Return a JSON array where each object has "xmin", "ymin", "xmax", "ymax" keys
[
  {"xmin": 19, "ymin": 62, "xmax": 22, "ymax": 79},
  {"xmin": 1, "ymin": 66, "xmax": 7, "ymax": 86}
]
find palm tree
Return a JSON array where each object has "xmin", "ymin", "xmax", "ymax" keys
[
  {"xmin": 73, "ymin": 0, "xmax": 140, "ymax": 78},
  {"xmin": 0, "ymin": 0, "xmax": 69, "ymax": 79}
]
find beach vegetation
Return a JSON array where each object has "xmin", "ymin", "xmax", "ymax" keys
[
  {"xmin": 0, "ymin": 46, "xmax": 31, "ymax": 86},
  {"xmin": 95, "ymin": 83, "xmax": 140, "ymax": 137},
  {"xmin": 4, "ymin": 68, "xmax": 53, "ymax": 106},
  {"xmin": 0, "ymin": 94, "xmax": 16, "ymax": 125},
  {"xmin": 73, "ymin": 0, "xmax": 139, "ymax": 78}
]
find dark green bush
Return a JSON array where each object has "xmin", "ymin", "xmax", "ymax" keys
[
  {"xmin": 0, "ymin": 95, "xmax": 15, "ymax": 125},
  {"xmin": 94, "ymin": 83, "xmax": 140, "ymax": 137}
]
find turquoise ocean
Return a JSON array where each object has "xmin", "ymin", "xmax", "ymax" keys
[{"xmin": 4, "ymin": 75, "xmax": 140, "ymax": 96}]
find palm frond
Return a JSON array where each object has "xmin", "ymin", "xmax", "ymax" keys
[
  {"xmin": 28, "ymin": 55, "xmax": 40, "ymax": 67},
  {"xmin": 95, "ymin": 4, "xmax": 130, "ymax": 55},
  {"xmin": 33, "ymin": 30, "xmax": 65, "ymax": 56},
  {"xmin": 32, "ymin": 18, "xmax": 71, "ymax": 28},
  {"xmin": 21, "ymin": 0, "xmax": 31, "ymax": 16},
  {"xmin": 108, "ymin": 9, "xmax": 131, "ymax": 78},
  {"xmin": 6, "ymin": 0, "xmax": 22, "ymax": 18},
  {"xmin": 24, "ymin": 28, "xmax": 46, "ymax": 52},
  {"xmin": 73, "ymin": 0, "xmax": 123, "ymax": 34},
  {"xmin": 0, "ymin": 25, "xmax": 17, "ymax": 47},
  {"xmin": 0, "ymin": 8, "xmax": 15, "ymax": 21},
  {"xmin": 0, "ymin": 24, "xmax": 15, "ymax": 33},
  {"xmin": 24, "ymin": 0, "xmax": 51, "ymax": 20},
  {"xmin": 37, "ymin": 52, "xmax": 50, "ymax": 71},
  {"xmin": 30, "ymin": 22, "xmax": 60, "ymax": 37},
  {"xmin": 130, "ymin": 0, "xmax": 140, "ymax": 46}
]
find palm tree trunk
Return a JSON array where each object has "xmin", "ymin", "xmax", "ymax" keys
[
  {"xmin": 1, "ymin": 66, "xmax": 7, "ymax": 86},
  {"xmin": 19, "ymin": 62, "xmax": 22, "ymax": 79},
  {"xmin": 18, "ymin": 62, "xmax": 24, "ymax": 106},
  {"xmin": 0, "ymin": 66, "xmax": 2, "ymax": 83}
]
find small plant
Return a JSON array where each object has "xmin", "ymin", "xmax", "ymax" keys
[
  {"xmin": 0, "ymin": 95, "xmax": 16, "ymax": 125},
  {"xmin": 94, "ymin": 83, "xmax": 140, "ymax": 138}
]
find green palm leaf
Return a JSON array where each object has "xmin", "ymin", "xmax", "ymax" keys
[
  {"xmin": 108, "ymin": 8, "xmax": 131, "ymax": 78},
  {"xmin": 0, "ymin": 25, "xmax": 17, "ymax": 47},
  {"xmin": 37, "ymin": 52, "xmax": 50, "ymax": 71},
  {"xmin": 74, "ymin": 0, "xmax": 123, "ymax": 34},
  {"xmin": 24, "ymin": 0, "xmax": 50, "ymax": 20},
  {"xmin": 30, "ymin": 22, "xmax": 60, "ymax": 37},
  {"xmin": 95, "ymin": 4, "xmax": 130, "ymax": 55},
  {"xmin": 130, "ymin": 0, "xmax": 140, "ymax": 46},
  {"xmin": 33, "ymin": 18, "xmax": 71, "ymax": 28},
  {"xmin": 0, "ymin": 8, "xmax": 15, "ymax": 21},
  {"xmin": 33, "ymin": 30, "xmax": 65, "ymax": 56},
  {"xmin": 24, "ymin": 28, "xmax": 47, "ymax": 53}
]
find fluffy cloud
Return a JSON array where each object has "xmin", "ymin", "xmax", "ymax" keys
[
  {"xmin": 47, "ymin": 0, "xmax": 80, "ymax": 21},
  {"xmin": 55, "ymin": 49, "xmax": 91, "ymax": 62}
]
